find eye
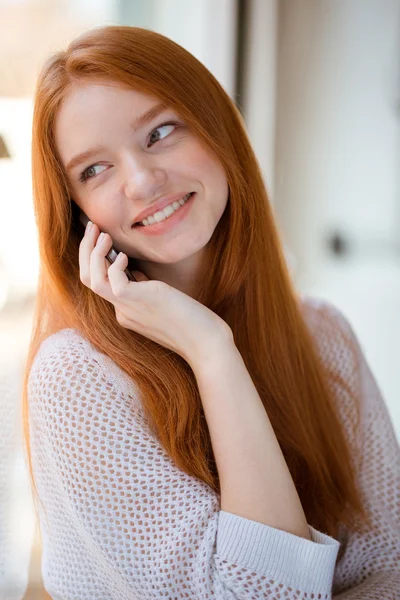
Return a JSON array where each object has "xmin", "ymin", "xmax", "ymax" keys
[
  {"xmin": 78, "ymin": 121, "xmax": 179, "ymax": 183},
  {"xmin": 148, "ymin": 121, "xmax": 178, "ymax": 147},
  {"xmin": 79, "ymin": 164, "xmax": 107, "ymax": 183}
]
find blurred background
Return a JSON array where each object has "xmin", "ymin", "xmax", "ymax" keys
[{"xmin": 0, "ymin": 0, "xmax": 399, "ymax": 598}]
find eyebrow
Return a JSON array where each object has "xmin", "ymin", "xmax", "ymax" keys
[{"xmin": 65, "ymin": 102, "xmax": 168, "ymax": 173}]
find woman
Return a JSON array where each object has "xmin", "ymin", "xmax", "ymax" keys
[{"xmin": 22, "ymin": 25, "xmax": 399, "ymax": 599}]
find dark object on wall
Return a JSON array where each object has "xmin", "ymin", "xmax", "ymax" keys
[{"xmin": 328, "ymin": 231, "xmax": 350, "ymax": 257}]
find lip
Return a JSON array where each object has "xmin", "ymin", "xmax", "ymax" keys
[
  {"xmin": 132, "ymin": 191, "xmax": 194, "ymax": 224},
  {"xmin": 132, "ymin": 192, "xmax": 196, "ymax": 236}
]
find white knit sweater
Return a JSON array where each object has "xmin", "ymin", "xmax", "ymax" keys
[{"xmin": 27, "ymin": 297, "xmax": 400, "ymax": 599}]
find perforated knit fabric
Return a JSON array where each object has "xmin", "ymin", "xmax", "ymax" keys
[{"xmin": 27, "ymin": 297, "xmax": 400, "ymax": 599}]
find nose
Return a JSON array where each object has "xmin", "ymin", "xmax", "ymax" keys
[{"xmin": 121, "ymin": 151, "xmax": 167, "ymax": 201}]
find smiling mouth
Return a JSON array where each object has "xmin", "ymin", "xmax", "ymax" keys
[{"xmin": 132, "ymin": 192, "xmax": 195, "ymax": 227}]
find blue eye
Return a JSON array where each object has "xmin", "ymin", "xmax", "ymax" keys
[
  {"xmin": 78, "ymin": 120, "xmax": 179, "ymax": 184},
  {"xmin": 79, "ymin": 164, "xmax": 107, "ymax": 183},
  {"xmin": 147, "ymin": 120, "xmax": 178, "ymax": 147}
]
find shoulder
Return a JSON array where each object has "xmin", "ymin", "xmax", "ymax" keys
[
  {"xmin": 299, "ymin": 295, "xmax": 358, "ymax": 343},
  {"xmin": 299, "ymin": 295, "xmax": 361, "ymax": 380},
  {"xmin": 31, "ymin": 328, "xmax": 92, "ymax": 367},
  {"xmin": 29, "ymin": 328, "xmax": 104, "ymax": 390},
  {"xmin": 28, "ymin": 328, "xmax": 140, "ymax": 409},
  {"xmin": 298, "ymin": 296, "xmax": 365, "ymax": 454}
]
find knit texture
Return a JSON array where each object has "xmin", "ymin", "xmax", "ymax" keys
[{"xmin": 27, "ymin": 297, "xmax": 400, "ymax": 599}]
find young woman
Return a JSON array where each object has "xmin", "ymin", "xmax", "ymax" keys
[{"xmin": 22, "ymin": 25, "xmax": 399, "ymax": 599}]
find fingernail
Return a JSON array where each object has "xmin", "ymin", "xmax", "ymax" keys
[
  {"xmin": 97, "ymin": 232, "xmax": 105, "ymax": 244},
  {"xmin": 86, "ymin": 221, "xmax": 93, "ymax": 233}
]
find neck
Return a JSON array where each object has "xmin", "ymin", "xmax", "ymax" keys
[{"xmin": 135, "ymin": 250, "xmax": 203, "ymax": 298}]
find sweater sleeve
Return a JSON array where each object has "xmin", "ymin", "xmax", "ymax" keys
[
  {"xmin": 306, "ymin": 300, "xmax": 400, "ymax": 599},
  {"xmin": 28, "ymin": 329, "xmax": 341, "ymax": 600}
]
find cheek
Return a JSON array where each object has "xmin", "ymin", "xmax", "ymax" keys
[
  {"xmin": 87, "ymin": 202, "xmax": 119, "ymax": 231},
  {"xmin": 179, "ymin": 141, "xmax": 216, "ymax": 174},
  {"xmin": 189, "ymin": 150, "xmax": 228, "ymax": 211},
  {"xmin": 196, "ymin": 152, "xmax": 220, "ymax": 177},
  {"xmin": 189, "ymin": 154, "xmax": 227, "ymax": 197}
]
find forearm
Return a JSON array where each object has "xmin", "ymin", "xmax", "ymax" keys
[{"xmin": 189, "ymin": 339, "xmax": 311, "ymax": 541}]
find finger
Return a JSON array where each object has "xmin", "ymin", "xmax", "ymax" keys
[
  {"xmin": 107, "ymin": 251, "xmax": 131, "ymax": 297},
  {"xmin": 90, "ymin": 232, "xmax": 115, "ymax": 298},
  {"xmin": 79, "ymin": 221, "xmax": 99, "ymax": 286}
]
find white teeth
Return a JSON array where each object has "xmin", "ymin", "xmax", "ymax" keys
[
  {"xmin": 140, "ymin": 193, "xmax": 192, "ymax": 226},
  {"xmin": 153, "ymin": 210, "xmax": 166, "ymax": 223}
]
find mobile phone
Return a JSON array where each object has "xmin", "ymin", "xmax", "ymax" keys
[{"xmin": 79, "ymin": 210, "xmax": 137, "ymax": 282}]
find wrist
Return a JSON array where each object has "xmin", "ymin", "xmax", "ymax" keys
[{"xmin": 186, "ymin": 324, "xmax": 236, "ymax": 370}]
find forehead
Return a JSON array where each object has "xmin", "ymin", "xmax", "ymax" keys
[
  {"xmin": 56, "ymin": 80, "xmax": 158, "ymax": 133},
  {"xmin": 54, "ymin": 80, "xmax": 162, "ymax": 166}
]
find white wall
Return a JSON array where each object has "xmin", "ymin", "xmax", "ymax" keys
[
  {"xmin": 0, "ymin": 98, "xmax": 38, "ymax": 307},
  {"xmin": 119, "ymin": 0, "xmax": 238, "ymax": 99},
  {"xmin": 241, "ymin": 0, "xmax": 278, "ymax": 202},
  {"xmin": 274, "ymin": 0, "xmax": 400, "ymax": 439}
]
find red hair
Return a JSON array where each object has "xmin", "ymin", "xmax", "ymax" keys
[{"xmin": 22, "ymin": 25, "xmax": 371, "ymax": 538}]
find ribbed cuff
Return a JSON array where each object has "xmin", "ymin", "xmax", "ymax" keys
[{"xmin": 216, "ymin": 511, "xmax": 340, "ymax": 593}]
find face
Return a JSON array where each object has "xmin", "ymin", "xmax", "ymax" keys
[{"xmin": 55, "ymin": 79, "xmax": 229, "ymax": 288}]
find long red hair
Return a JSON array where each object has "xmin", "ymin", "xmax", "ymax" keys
[{"xmin": 22, "ymin": 25, "xmax": 371, "ymax": 538}]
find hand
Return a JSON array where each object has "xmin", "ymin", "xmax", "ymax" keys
[{"xmin": 79, "ymin": 222, "xmax": 233, "ymax": 363}]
